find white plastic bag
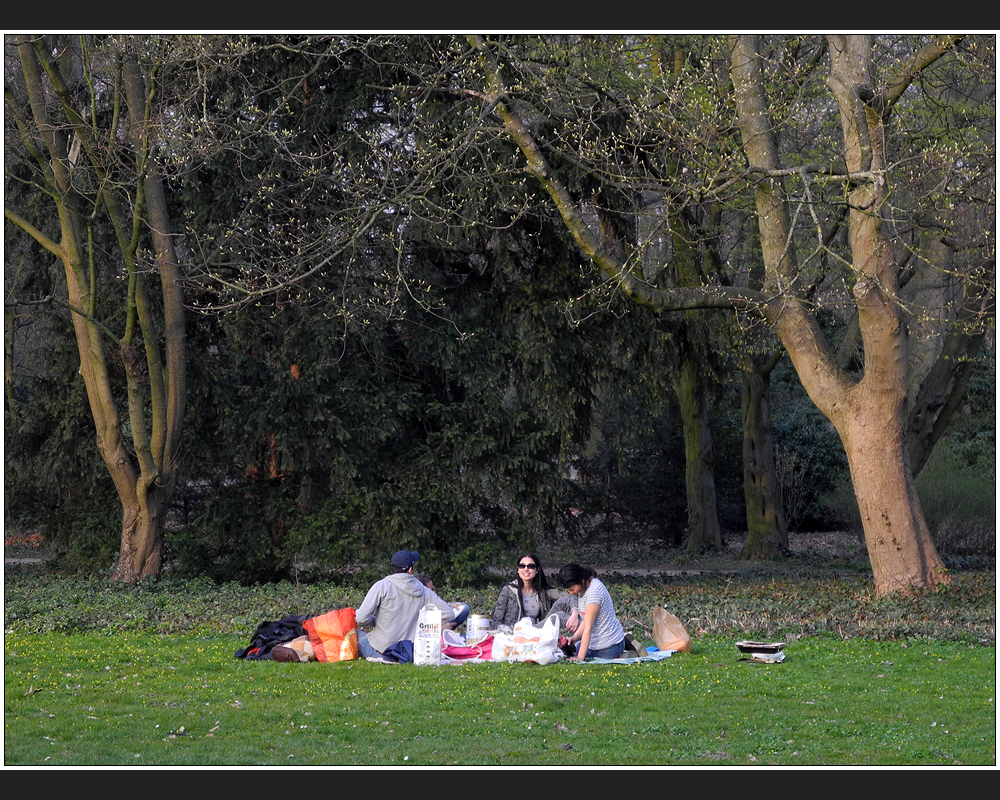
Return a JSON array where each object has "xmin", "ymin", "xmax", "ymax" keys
[
  {"xmin": 508, "ymin": 613, "xmax": 562, "ymax": 665},
  {"xmin": 490, "ymin": 631, "xmax": 515, "ymax": 662},
  {"xmin": 414, "ymin": 604, "xmax": 443, "ymax": 666}
]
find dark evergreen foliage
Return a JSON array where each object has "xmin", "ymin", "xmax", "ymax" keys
[{"xmin": 6, "ymin": 35, "xmax": 992, "ymax": 582}]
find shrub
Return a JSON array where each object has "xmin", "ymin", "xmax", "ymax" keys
[
  {"xmin": 167, "ymin": 481, "xmax": 297, "ymax": 583},
  {"xmin": 771, "ymin": 362, "xmax": 851, "ymax": 531},
  {"xmin": 917, "ymin": 441, "xmax": 996, "ymax": 556}
]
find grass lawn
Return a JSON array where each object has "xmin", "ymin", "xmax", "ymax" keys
[
  {"xmin": 5, "ymin": 632, "xmax": 994, "ymax": 765},
  {"xmin": 5, "ymin": 532, "xmax": 995, "ymax": 766}
]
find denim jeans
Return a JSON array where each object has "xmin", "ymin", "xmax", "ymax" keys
[
  {"xmin": 356, "ymin": 629, "xmax": 381, "ymax": 659},
  {"xmin": 450, "ymin": 602, "xmax": 470, "ymax": 628},
  {"xmin": 579, "ymin": 638, "xmax": 625, "ymax": 660}
]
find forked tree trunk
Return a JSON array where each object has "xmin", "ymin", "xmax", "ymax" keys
[
  {"xmin": 730, "ymin": 34, "xmax": 952, "ymax": 594},
  {"xmin": 824, "ymin": 35, "xmax": 949, "ymax": 593},
  {"xmin": 8, "ymin": 40, "xmax": 185, "ymax": 584}
]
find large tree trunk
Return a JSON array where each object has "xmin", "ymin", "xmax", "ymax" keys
[
  {"xmin": 112, "ymin": 484, "xmax": 167, "ymax": 582},
  {"xmin": 739, "ymin": 358, "xmax": 788, "ymax": 560},
  {"xmin": 838, "ymin": 389, "xmax": 946, "ymax": 593},
  {"xmin": 731, "ymin": 34, "xmax": 950, "ymax": 594},
  {"xmin": 674, "ymin": 354, "xmax": 723, "ymax": 553},
  {"xmin": 824, "ymin": 35, "xmax": 949, "ymax": 592}
]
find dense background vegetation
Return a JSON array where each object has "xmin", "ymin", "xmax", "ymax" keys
[{"xmin": 5, "ymin": 34, "xmax": 994, "ymax": 585}]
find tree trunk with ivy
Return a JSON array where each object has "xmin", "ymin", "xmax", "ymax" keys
[
  {"xmin": 739, "ymin": 355, "xmax": 788, "ymax": 560},
  {"xmin": 673, "ymin": 352, "xmax": 723, "ymax": 553}
]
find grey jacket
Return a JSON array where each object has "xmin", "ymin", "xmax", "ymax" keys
[
  {"xmin": 490, "ymin": 580, "xmax": 574, "ymax": 630},
  {"xmin": 355, "ymin": 572, "xmax": 455, "ymax": 654}
]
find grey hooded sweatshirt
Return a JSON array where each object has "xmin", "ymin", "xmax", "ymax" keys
[{"xmin": 355, "ymin": 572, "xmax": 455, "ymax": 654}]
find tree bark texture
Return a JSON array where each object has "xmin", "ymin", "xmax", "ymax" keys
[
  {"xmin": 739, "ymin": 360, "xmax": 789, "ymax": 560},
  {"xmin": 674, "ymin": 355, "xmax": 723, "ymax": 553}
]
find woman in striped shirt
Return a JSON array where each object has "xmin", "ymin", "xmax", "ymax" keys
[{"xmin": 556, "ymin": 563, "xmax": 625, "ymax": 661}]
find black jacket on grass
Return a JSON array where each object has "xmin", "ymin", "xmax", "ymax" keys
[{"xmin": 235, "ymin": 614, "xmax": 311, "ymax": 660}]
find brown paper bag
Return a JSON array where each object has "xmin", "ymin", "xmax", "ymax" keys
[{"xmin": 653, "ymin": 606, "xmax": 691, "ymax": 652}]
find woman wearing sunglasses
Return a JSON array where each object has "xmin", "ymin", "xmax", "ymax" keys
[{"xmin": 490, "ymin": 553, "xmax": 578, "ymax": 632}]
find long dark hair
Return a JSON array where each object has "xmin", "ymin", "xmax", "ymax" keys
[
  {"xmin": 515, "ymin": 552, "xmax": 552, "ymax": 593},
  {"xmin": 556, "ymin": 563, "xmax": 596, "ymax": 589}
]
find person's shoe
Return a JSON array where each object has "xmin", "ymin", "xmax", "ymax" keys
[
  {"xmin": 623, "ymin": 632, "xmax": 647, "ymax": 657},
  {"xmin": 271, "ymin": 645, "xmax": 301, "ymax": 662}
]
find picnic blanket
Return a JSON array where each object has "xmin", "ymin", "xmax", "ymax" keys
[
  {"xmin": 574, "ymin": 650, "xmax": 675, "ymax": 665},
  {"xmin": 369, "ymin": 644, "xmax": 677, "ymax": 665}
]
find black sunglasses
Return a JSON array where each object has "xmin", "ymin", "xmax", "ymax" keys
[{"xmin": 517, "ymin": 562, "xmax": 537, "ymax": 570}]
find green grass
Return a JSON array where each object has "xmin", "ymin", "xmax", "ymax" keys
[
  {"xmin": 4, "ymin": 554, "xmax": 995, "ymax": 765},
  {"xmin": 4, "ymin": 633, "xmax": 994, "ymax": 765}
]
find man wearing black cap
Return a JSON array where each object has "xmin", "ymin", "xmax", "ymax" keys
[{"xmin": 355, "ymin": 550, "xmax": 457, "ymax": 659}]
